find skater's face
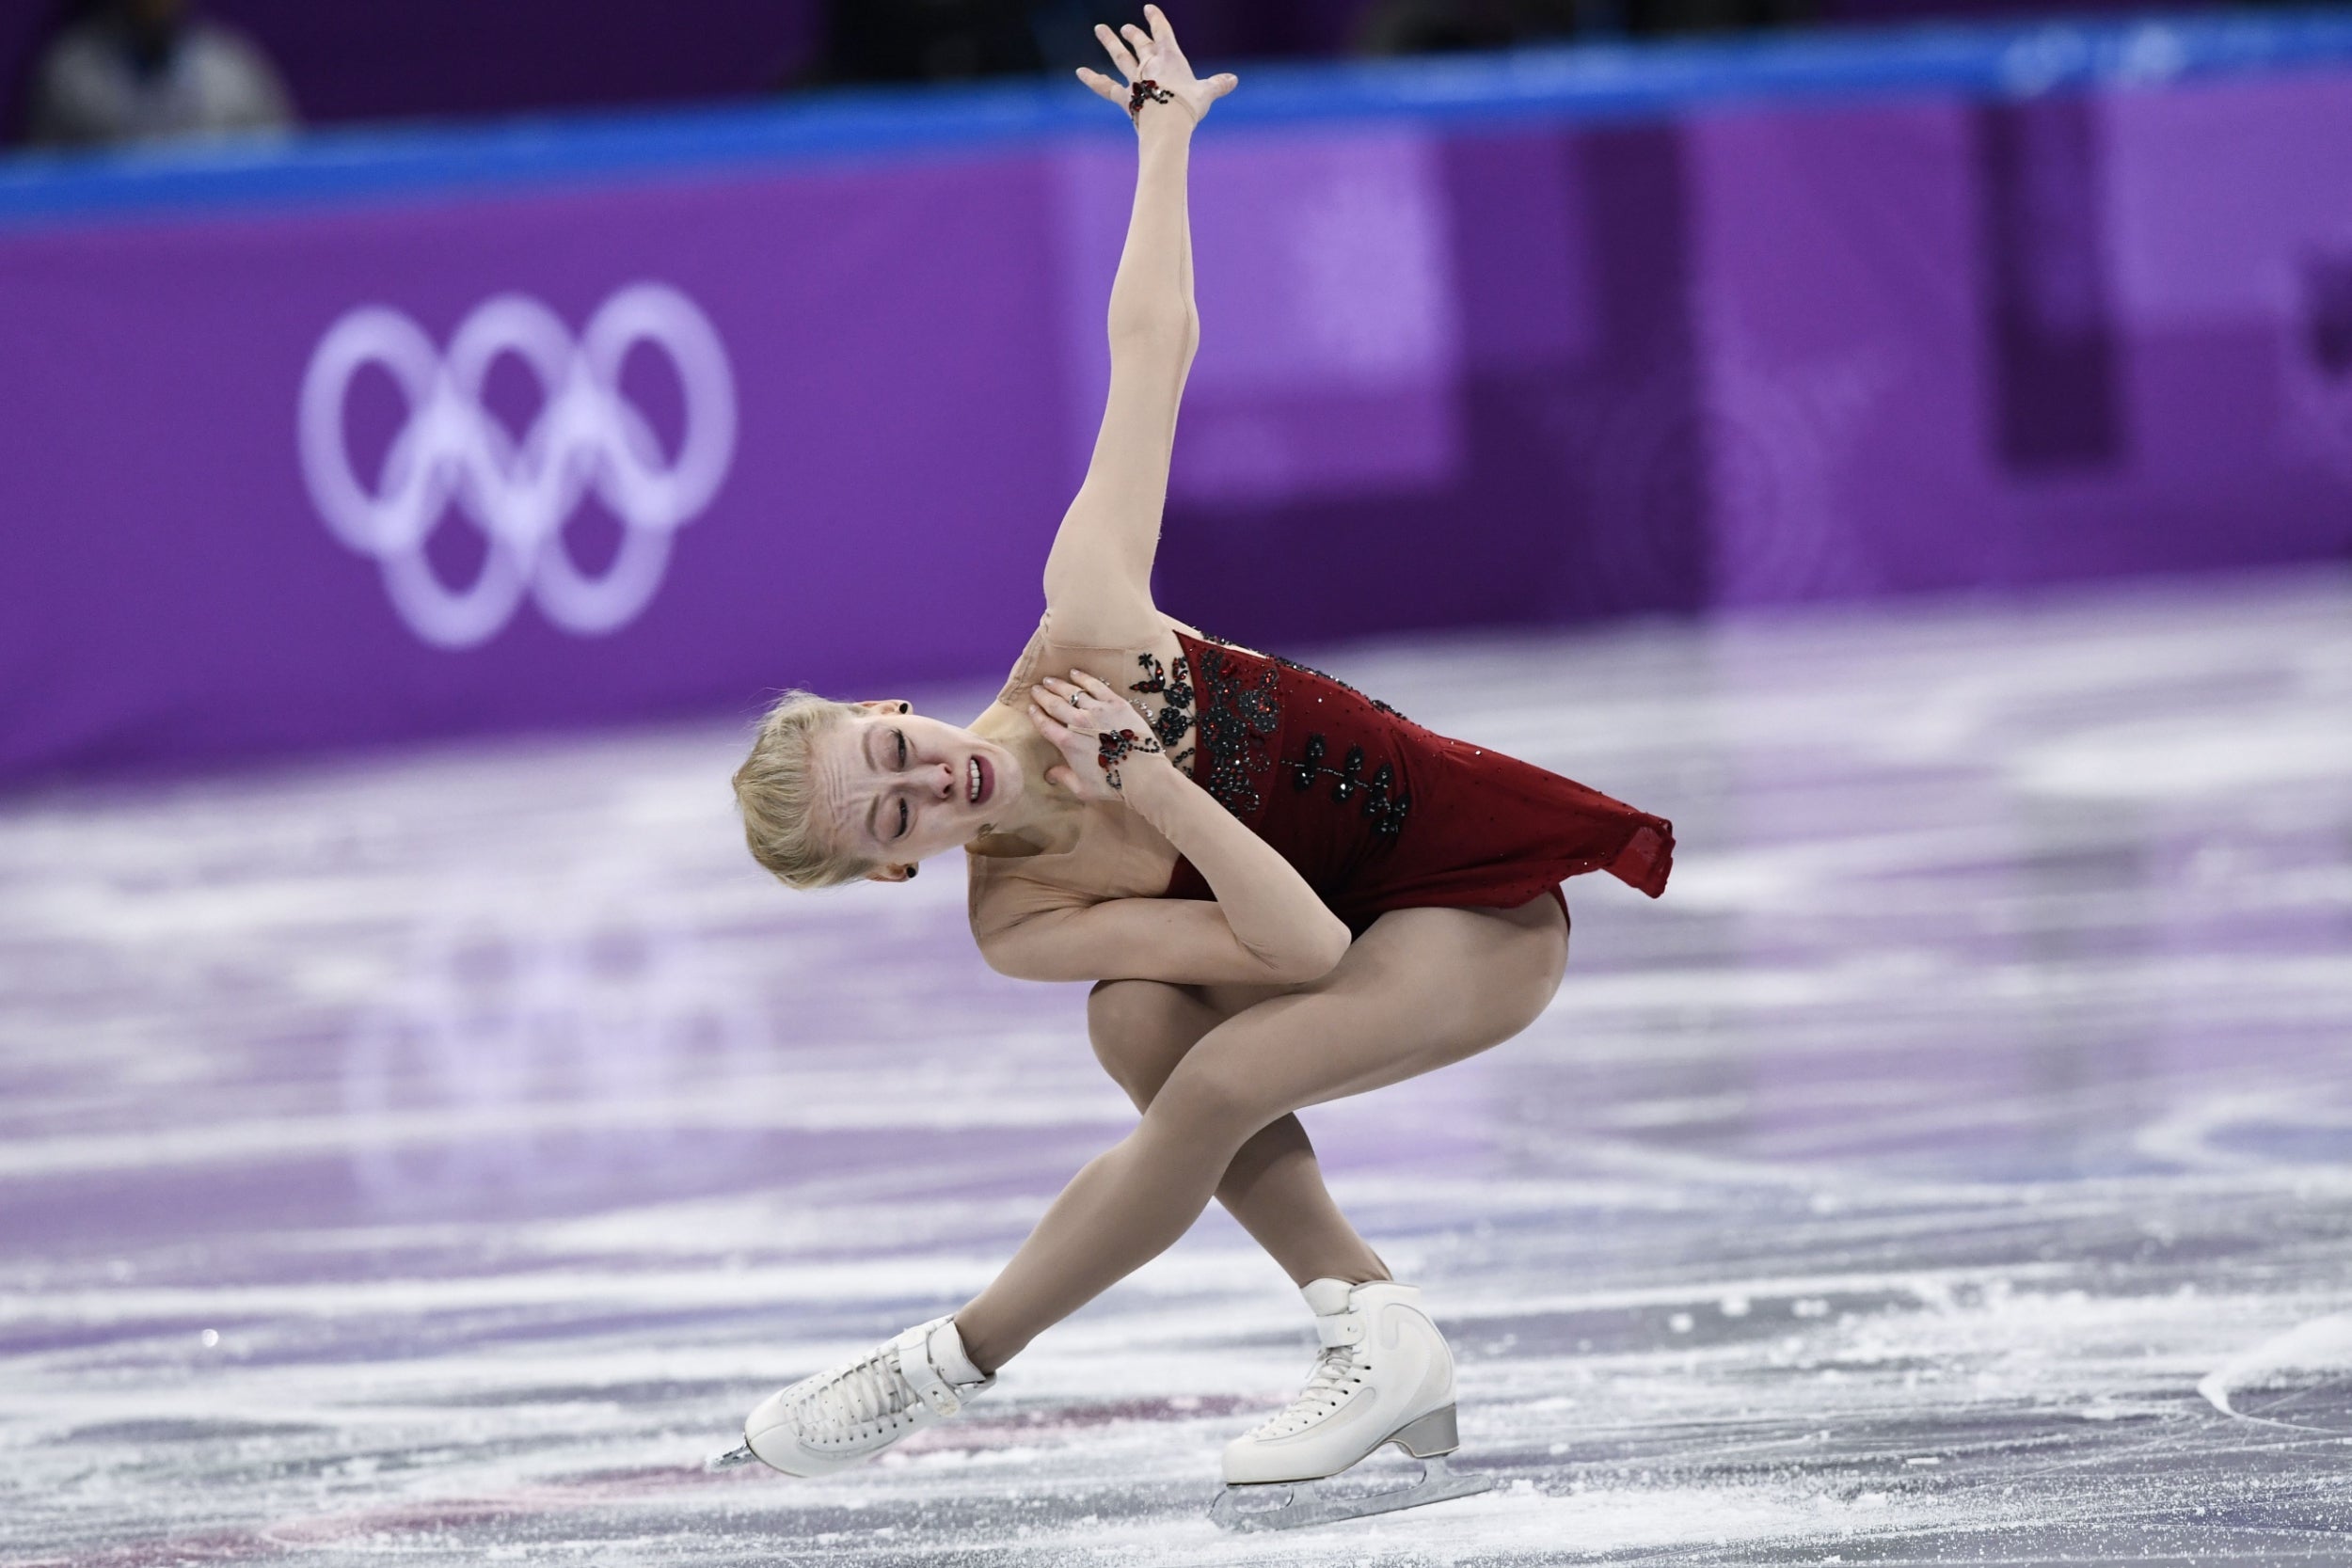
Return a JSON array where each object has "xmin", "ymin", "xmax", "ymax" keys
[{"xmin": 810, "ymin": 703, "xmax": 1026, "ymax": 879}]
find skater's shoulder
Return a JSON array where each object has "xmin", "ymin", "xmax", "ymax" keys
[{"xmin": 989, "ymin": 609, "xmax": 1189, "ymax": 714}]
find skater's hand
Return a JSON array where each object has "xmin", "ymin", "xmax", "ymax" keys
[
  {"xmin": 1027, "ymin": 671, "xmax": 1169, "ymax": 802},
  {"xmin": 1075, "ymin": 6, "xmax": 1237, "ymax": 127}
]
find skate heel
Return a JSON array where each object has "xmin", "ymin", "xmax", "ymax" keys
[
  {"xmin": 1388, "ymin": 1404, "xmax": 1460, "ymax": 1459},
  {"xmin": 1211, "ymin": 1433, "xmax": 1493, "ymax": 1532}
]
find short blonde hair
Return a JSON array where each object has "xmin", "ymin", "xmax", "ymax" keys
[{"xmin": 733, "ymin": 690, "xmax": 875, "ymax": 889}]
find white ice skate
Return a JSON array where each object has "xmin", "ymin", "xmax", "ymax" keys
[
  {"xmin": 1211, "ymin": 1278, "xmax": 1491, "ymax": 1531},
  {"xmin": 707, "ymin": 1315, "xmax": 993, "ymax": 1477}
]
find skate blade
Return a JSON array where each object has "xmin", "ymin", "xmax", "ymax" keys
[
  {"xmin": 1210, "ymin": 1455, "xmax": 1494, "ymax": 1533},
  {"xmin": 705, "ymin": 1441, "xmax": 759, "ymax": 1473}
]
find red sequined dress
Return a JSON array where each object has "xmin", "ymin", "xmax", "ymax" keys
[{"xmin": 1138, "ymin": 630, "xmax": 1673, "ymax": 932}]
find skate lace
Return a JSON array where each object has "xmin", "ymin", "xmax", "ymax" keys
[
  {"xmin": 795, "ymin": 1349, "xmax": 916, "ymax": 1444},
  {"xmin": 1253, "ymin": 1343, "xmax": 1364, "ymax": 1438}
]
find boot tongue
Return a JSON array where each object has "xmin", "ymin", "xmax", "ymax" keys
[{"xmin": 1300, "ymin": 1277, "xmax": 1356, "ymax": 1315}]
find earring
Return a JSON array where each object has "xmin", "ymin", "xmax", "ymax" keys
[
  {"xmin": 900, "ymin": 863, "xmax": 918, "ymax": 880},
  {"xmin": 898, "ymin": 702, "xmax": 911, "ymax": 713}
]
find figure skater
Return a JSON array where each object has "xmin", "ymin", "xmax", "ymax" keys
[{"xmin": 715, "ymin": 7, "xmax": 1672, "ymax": 1528}]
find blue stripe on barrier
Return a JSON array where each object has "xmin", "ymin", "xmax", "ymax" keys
[{"xmin": 2, "ymin": 6, "xmax": 2348, "ymax": 231}]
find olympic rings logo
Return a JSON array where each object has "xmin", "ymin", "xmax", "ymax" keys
[{"xmin": 298, "ymin": 283, "xmax": 737, "ymax": 649}]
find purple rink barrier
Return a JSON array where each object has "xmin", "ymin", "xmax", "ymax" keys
[{"xmin": 5, "ymin": 17, "xmax": 2352, "ymax": 783}]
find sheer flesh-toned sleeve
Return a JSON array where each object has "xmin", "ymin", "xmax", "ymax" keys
[
  {"xmin": 1039, "ymin": 106, "xmax": 1199, "ymax": 651},
  {"xmin": 996, "ymin": 610, "xmax": 1173, "ymax": 710},
  {"xmin": 992, "ymin": 614, "xmax": 1054, "ymax": 710}
]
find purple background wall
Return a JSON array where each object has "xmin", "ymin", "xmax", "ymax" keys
[
  {"xmin": 0, "ymin": 1, "xmax": 812, "ymax": 132},
  {"xmin": 1143, "ymin": 82, "xmax": 2352, "ymax": 644},
  {"xmin": 0, "ymin": 0, "xmax": 2167, "ymax": 134},
  {"xmin": 4, "ymin": 51, "xmax": 2351, "ymax": 782},
  {"xmin": 0, "ymin": 2, "xmax": 1385, "ymax": 133}
]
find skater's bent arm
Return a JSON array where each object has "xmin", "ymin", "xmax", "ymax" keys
[
  {"xmin": 1039, "ymin": 95, "xmax": 1200, "ymax": 648},
  {"xmin": 978, "ymin": 762, "xmax": 1350, "ymax": 987}
]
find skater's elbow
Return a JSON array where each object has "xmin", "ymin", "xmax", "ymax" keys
[
  {"xmin": 1107, "ymin": 303, "xmax": 1197, "ymax": 363},
  {"xmin": 977, "ymin": 928, "xmax": 1060, "ymax": 982},
  {"xmin": 1254, "ymin": 920, "xmax": 1351, "ymax": 985}
]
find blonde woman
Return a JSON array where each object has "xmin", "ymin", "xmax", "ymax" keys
[{"xmin": 720, "ymin": 6, "xmax": 1672, "ymax": 1527}]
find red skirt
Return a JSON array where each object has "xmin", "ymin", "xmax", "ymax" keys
[{"xmin": 1152, "ymin": 631, "xmax": 1672, "ymax": 934}]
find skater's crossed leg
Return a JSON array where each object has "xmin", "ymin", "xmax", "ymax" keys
[
  {"xmin": 1087, "ymin": 976, "xmax": 1391, "ymax": 1291},
  {"xmin": 954, "ymin": 895, "xmax": 1568, "ymax": 1372}
]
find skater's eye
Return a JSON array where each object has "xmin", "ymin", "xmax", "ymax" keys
[
  {"xmin": 894, "ymin": 729, "xmax": 909, "ymax": 768},
  {"xmin": 896, "ymin": 798, "xmax": 910, "ymax": 837}
]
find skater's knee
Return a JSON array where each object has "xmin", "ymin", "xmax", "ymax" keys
[
  {"xmin": 1146, "ymin": 1054, "xmax": 1279, "ymax": 1153},
  {"xmin": 1088, "ymin": 979, "xmax": 1199, "ymax": 1106}
]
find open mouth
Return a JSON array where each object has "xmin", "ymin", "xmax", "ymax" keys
[{"xmin": 967, "ymin": 754, "xmax": 992, "ymax": 807}]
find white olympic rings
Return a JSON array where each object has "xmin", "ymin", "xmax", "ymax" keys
[{"xmin": 299, "ymin": 283, "xmax": 737, "ymax": 649}]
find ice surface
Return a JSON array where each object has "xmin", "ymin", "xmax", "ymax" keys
[{"xmin": 3, "ymin": 570, "xmax": 2350, "ymax": 1564}]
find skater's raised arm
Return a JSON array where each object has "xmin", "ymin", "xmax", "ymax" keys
[
  {"xmin": 1041, "ymin": 8, "xmax": 1236, "ymax": 650},
  {"xmin": 979, "ymin": 673, "xmax": 1350, "ymax": 986}
]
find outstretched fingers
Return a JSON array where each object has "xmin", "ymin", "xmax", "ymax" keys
[
  {"xmin": 1093, "ymin": 22, "xmax": 1139, "ymax": 79},
  {"xmin": 1081, "ymin": 8, "xmax": 1235, "ymax": 118}
]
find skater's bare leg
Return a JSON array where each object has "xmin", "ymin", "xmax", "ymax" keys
[
  {"xmin": 1087, "ymin": 977, "xmax": 1389, "ymax": 1290},
  {"xmin": 954, "ymin": 896, "xmax": 1567, "ymax": 1372}
]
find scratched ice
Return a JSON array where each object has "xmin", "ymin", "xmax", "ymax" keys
[{"xmin": 3, "ymin": 568, "xmax": 2349, "ymax": 1565}]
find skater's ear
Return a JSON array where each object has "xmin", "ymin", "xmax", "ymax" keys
[{"xmin": 865, "ymin": 863, "xmax": 918, "ymax": 883}]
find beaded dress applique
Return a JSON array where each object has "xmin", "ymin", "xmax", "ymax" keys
[
  {"xmin": 1137, "ymin": 634, "xmax": 1414, "ymax": 839},
  {"xmin": 1285, "ymin": 734, "xmax": 1410, "ymax": 838},
  {"xmin": 1125, "ymin": 653, "xmax": 1198, "ymax": 773},
  {"xmin": 1132, "ymin": 640, "xmax": 1285, "ymax": 820},
  {"xmin": 1149, "ymin": 628, "xmax": 1675, "ymax": 928}
]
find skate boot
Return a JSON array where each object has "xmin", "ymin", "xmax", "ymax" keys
[
  {"xmin": 708, "ymin": 1315, "xmax": 993, "ymax": 1477},
  {"xmin": 1211, "ymin": 1278, "xmax": 1490, "ymax": 1531}
]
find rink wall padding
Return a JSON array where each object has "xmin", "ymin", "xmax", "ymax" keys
[{"xmin": 5, "ymin": 13, "xmax": 2352, "ymax": 781}]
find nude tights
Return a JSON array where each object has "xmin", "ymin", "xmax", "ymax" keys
[{"xmin": 952, "ymin": 900, "xmax": 1568, "ymax": 1373}]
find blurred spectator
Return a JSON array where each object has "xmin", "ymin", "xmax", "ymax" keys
[
  {"xmin": 1617, "ymin": 0, "xmax": 1810, "ymax": 37},
  {"xmin": 819, "ymin": 0, "xmax": 1045, "ymax": 82},
  {"xmin": 24, "ymin": 0, "xmax": 294, "ymax": 148},
  {"xmin": 1358, "ymin": 0, "xmax": 1578, "ymax": 52},
  {"xmin": 1357, "ymin": 0, "xmax": 1809, "ymax": 49},
  {"xmin": 814, "ymin": 0, "xmax": 1136, "ymax": 85}
]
